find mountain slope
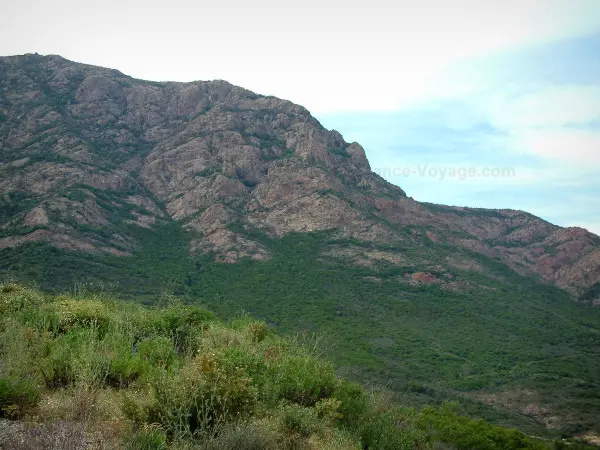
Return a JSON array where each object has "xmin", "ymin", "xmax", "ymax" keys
[
  {"xmin": 1, "ymin": 54, "xmax": 600, "ymax": 437},
  {"xmin": 0, "ymin": 284, "xmax": 561, "ymax": 450},
  {"xmin": 1, "ymin": 53, "xmax": 599, "ymax": 298}
]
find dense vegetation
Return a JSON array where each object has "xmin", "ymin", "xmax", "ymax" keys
[
  {"xmin": 2, "ymin": 224, "xmax": 600, "ymax": 442},
  {"xmin": 3, "ymin": 283, "xmax": 594, "ymax": 449},
  {"xmin": 2, "ymin": 55, "xmax": 599, "ymax": 447}
]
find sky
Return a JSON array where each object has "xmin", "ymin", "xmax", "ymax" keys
[{"xmin": 1, "ymin": 0, "xmax": 599, "ymax": 234}]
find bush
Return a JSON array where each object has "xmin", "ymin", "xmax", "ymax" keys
[
  {"xmin": 139, "ymin": 305, "xmax": 213, "ymax": 354},
  {"xmin": 107, "ymin": 350, "xmax": 143, "ymax": 387},
  {"xmin": 162, "ymin": 304, "xmax": 214, "ymax": 328},
  {"xmin": 123, "ymin": 425, "xmax": 167, "ymax": 450},
  {"xmin": 53, "ymin": 298, "xmax": 113, "ymax": 335},
  {"xmin": 146, "ymin": 355, "xmax": 259, "ymax": 439},
  {"xmin": 308, "ymin": 427, "xmax": 362, "ymax": 450},
  {"xmin": 418, "ymin": 404, "xmax": 546, "ymax": 450},
  {"xmin": 121, "ymin": 390, "xmax": 156, "ymax": 425},
  {"xmin": 0, "ymin": 377, "xmax": 41, "ymax": 418},
  {"xmin": 202, "ymin": 421, "xmax": 279, "ymax": 450},
  {"xmin": 218, "ymin": 346, "xmax": 268, "ymax": 390},
  {"xmin": 37, "ymin": 327, "xmax": 108, "ymax": 388},
  {"xmin": 270, "ymin": 355, "xmax": 337, "ymax": 406},
  {"xmin": 107, "ymin": 334, "xmax": 177, "ymax": 387},
  {"xmin": 315, "ymin": 397, "xmax": 343, "ymax": 425},
  {"xmin": 231, "ymin": 317, "xmax": 270, "ymax": 343},
  {"xmin": 279, "ymin": 403, "xmax": 323, "ymax": 438},
  {"xmin": 137, "ymin": 335, "xmax": 177, "ymax": 369},
  {"xmin": 0, "ymin": 284, "xmax": 47, "ymax": 315},
  {"xmin": 248, "ymin": 321, "xmax": 269, "ymax": 343},
  {"xmin": 359, "ymin": 408, "xmax": 422, "ymax": 450},
  {"xmin": 334, "ymin": 379, "xmax": 368, "ymax": 427}
]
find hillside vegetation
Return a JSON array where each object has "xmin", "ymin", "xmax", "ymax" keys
[
  {"xmin": 1, "ymin": 283, "xmax": 590, "ymax": 450},
  {"xmin": 3, "ymin": 227, "xmax": 600, "ymax": 439},
  {"xmin": 1, "ymin": 54, "xmax": 600, "ymax": 447},
  {"xmin": 2, "ymin": 53, "xmax": 600, "ymax": 300}
]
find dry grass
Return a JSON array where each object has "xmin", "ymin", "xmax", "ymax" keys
[
  {"xmin": 29, "ymin": 387, "xmax": 126, "ymax": 449},
  {"xmin": 37, "ymin": 386, "xmax": 122, "ymax": 422},
  {"xmin": 1, "ymin": 420, "xmax": 89, "ymax": 450}
]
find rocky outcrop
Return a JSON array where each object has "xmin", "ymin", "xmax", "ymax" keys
[{"xmin": 1, "ymin": 54, "xmax": 599, "ymax": 296}]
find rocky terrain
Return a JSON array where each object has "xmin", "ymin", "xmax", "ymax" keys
[
  {"xmin": 2, "ymin": 54, "xmax": 600, "ymax": 439},
  {"xmin": 1, "ymin": 53, "xmax": 599, "ymax": 301}
]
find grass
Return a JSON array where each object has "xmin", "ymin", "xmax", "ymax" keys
[
  {"xmin": 2, "ymin": 55, "xmax": 599, "ymax": 446},
  {"xmin": 2, "ymin": 227, "xmax": 600, "ymax": 440},
  {"xmin": 2, "ymin": 283, "xmax": 582, "ymax": 449},
  {"xmin": 185, "ymin": 231, "xmax": 600, "ymax": 434}
]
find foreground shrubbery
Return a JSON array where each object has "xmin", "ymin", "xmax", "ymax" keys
[{"xmin": 0, "ymin": 284, "xmax": 590, "ymax": 449}]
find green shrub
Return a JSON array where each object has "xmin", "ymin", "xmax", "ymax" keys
[
  {"xmin": 279, "ymin": 403, "xmax": 323, "ymax": 438},
  {"xmin": 160, "ymin": 304, "xmax": 214, "ymax": 329},
  {"xmin": 247, "ymin": 321, "xmax": 269, "ymax": 343},
  {"xmin": 0, "ymin": 284, "xmax": 49, "ymax": 321},
  {"xmin": 359, "ymin": 408, "xmax": 422, "ymax": 450},
  {"xmin": 37, "ymin": 333, "xmax": 78, "ymax": 388},
  {"xmin": 53, "ymin": 298, "xmax": 113, "ymax": 335},
  {"xmin": 98, "ymin": 329, "xmax": 141, "ymax": 387},
  {"xmin": 139, "ymin": 305, "xmax": 213, "ymax": 354},
  {"xmin": 334, "ymin": 379, "xmax": 368, "ymax": 427},
  {"xmin": 107, "ymin": 352, "xmax": 143, "ymax": 387},
  {"xmin": 147, "ymin": 355, "xmax": 259, "ymax": 439},
  {"xmin": 309, "ymin": 427, "xmax": 363, "ymax": 450},
  {"xmin": 0, "ymin": 377, "xmax": 41, "ymax": 418},
  {"xmin": 123, "ymin": 425, "xmax": 167, "ymax": 450},
  {"xmin": 230, "ymin": 317, "xmax": 270, "ymax": 343},
  {"xmin": 38, "ymin": 327, "xmax": 108, "ymax": 388},
  {"xmin": 270, "ymin": 355, "xmax": 337, "ymax": 406},
  {"xmin": 218, "ymin": 346, "xmax": 268, "ymax": 389},
  {"xmin": 20, "ymin": 304, "xmax": 60, "ymax": 333},
  {"xmin": 418, "ymin": 404, "xmax": 546, "ymax": 450},
  {"xmin": 137, "ymin": 336, "xmax": 177, "ymax": 369},
  {"xmin": 0, "ymin": 320, "xmax": 45, "ymax": 379},
  {"xmin": 315, "ymin": 397, "xmax": 343, "ymax": 425},
  {"xmin": 108, "ymin": 334, "xmax": 177, "ymax": 388},
  {"xmin": 121, "ymin": 390, "xmax": 156, "ymax": 425}
]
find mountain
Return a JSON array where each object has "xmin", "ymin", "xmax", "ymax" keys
[
  {"xmin": 1, "ymin": 53, "xmax": 600, "ymax": 299},
  {"xmin": 1, "ymin": 54, "xmax": 600, "ymax": 438}
]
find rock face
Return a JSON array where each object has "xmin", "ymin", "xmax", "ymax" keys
[{"xmin": 1, "ymin": 53, "xmax": 599, "ymax": 297}]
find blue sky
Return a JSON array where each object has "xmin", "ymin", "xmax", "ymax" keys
[{"xmin": 318, "ymin": 33, "xmax": 600, "ymax": 235}]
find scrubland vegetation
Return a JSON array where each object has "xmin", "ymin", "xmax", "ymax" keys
[{"xmin": 1, "ymin": 283, "xmax": 596, "ymax": 449}]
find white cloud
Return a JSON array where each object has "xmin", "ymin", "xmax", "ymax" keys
[
  {"xmin": 482, "ymin": 86, "xmax": 600, "ymax": 130},
  {"xmin": 437, "ymin": 83, "xmax": 600, "ymax": 171},
  {"xmin": 512, "ymin": 128, "xmax": 600, "ymax": 166},
  {"xmin": 2, "ymin": 0, "xmax": 599, "ymax": 232},
  {"xmin": 2, "ymin": 0, "xmax": 600, "ymax": 113}
]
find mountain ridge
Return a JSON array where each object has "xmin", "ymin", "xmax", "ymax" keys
[
  {"xmin": 1, "ymin": 53, "xmax": 598, "ymax": 301},
  {"xmin": 2, "ymin": 54, "xmax": 600, "ymax": 437}
]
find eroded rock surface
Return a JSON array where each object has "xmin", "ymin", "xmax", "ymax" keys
[{"xmin": 1, "ymin": 54, "xmax": 599, "ymax": 296}]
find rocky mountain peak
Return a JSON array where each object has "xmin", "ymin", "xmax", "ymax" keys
[{"xmin": 0, "ymin": 54, "xmax": 599, "ymax": 300}]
